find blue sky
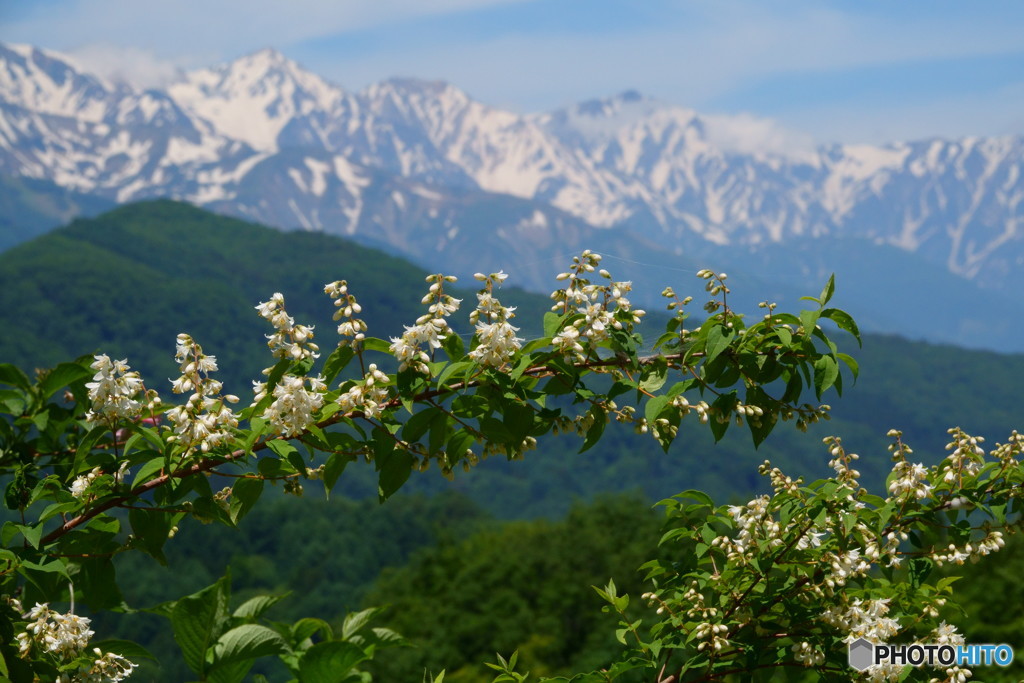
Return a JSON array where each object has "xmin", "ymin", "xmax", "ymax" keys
[{"xmin": 3, "ymin": 0, "xmax": 1023, "ymax": 144}]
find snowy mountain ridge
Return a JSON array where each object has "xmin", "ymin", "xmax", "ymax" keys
[{"xmin": 1, "ymin": 42, "xmax": 1022, "ymax": 297}]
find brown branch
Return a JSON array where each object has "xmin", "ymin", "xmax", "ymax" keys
[{"xmin": 40, "ymin": 349, "xmax": 814, "ymax": 546}]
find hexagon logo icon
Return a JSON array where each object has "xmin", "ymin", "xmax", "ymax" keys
[{"xmin": 848, "ymin": 637, "xmax": 874, "ymax": 672}]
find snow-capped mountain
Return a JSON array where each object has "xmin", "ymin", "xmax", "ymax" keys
[{"xmin": 2, "ymin": 42, "xmax": 1023, "ymax": 313}]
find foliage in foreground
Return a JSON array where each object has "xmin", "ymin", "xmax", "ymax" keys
[{"xmin": 0, "ymin": 247, "xmax": 1020, "ymax": 682}]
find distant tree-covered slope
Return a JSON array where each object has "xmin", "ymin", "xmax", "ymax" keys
[
  {"xmin": 0, "ymin": 173, "xmax": 114, "ymax": 250},
  {"xmin": 1, "ymin": 199, "xmax": 1022, "ymax": 515}
]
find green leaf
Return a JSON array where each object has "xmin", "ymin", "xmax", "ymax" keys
[
  {"xmin": 129, "ymin": 508, "xmax": 175, "ymax": 565},
  {"xmin": 908, "ymin": 557, "xmax": 933, "ymax": 590},
  {"xmin": 375, "ymin": 429, "xmax": 412, "ymax": 501},
  {"xmin": 836, "ymin": 352, "xmax": 859, "ymax": 381},
  {"xmin": 703, "ymin": 325, "xmax": 732, "ymax": 366},
  {"xmin": 818, "ymin": 274, "xmax": 835, "ymax": 307},
  {"xmin": 298, "ymin": 641, "xmax": 367, "ymax": 683},
  {"xmin": 403, "ymin": 407, "xmax": 442, "ymax": 443},
  {"xmin": 38, "ymin": 362, "xmax": 92, "ymax": 401},
  {"xmin": 0, "ymin": 364, "xmax": 31, "ymax": 391},
  {"xmin": 210, "ymin": 624, "xmax": 287, "ymax": 669},
  {"xmin": 170, "ymin": 574, "xmax": 231, "ymax": 677},
  {"xmin": 822, "ymin": 308, "xmax": 861, "ymax": 345},
  {"xmin": 230, "ymin": 478, "xmax": 264, "ymax": 525},
  {"xmin": 233, "ymin": 594, "xmax": 288, "ymax": 620},
  {"xmin": 543, "ymin": 312, "xmax": 564, "ymax": 337},
  {"xmin": 360, "ymin": 337, "xmax": 391, "ymax": 354},
  {"xmin": 341, "ymin": 607, "xmax": 384, "ymax": 640},
  {"xmin": 321, "ymin": 346, "xmax": 355, "ymax": 385},
  {"xmin": 578, "ymin": 405, "xmax": 606, "ymax": 454},
  {"xmin": 266, "ymin": 439, "xmax": 299, "ymax": 460},
  {"xmin": 644, "ymin": 395, "xmax": 669, "ymax": 426},
  {"xmin": 638, "ymin": 362, "xmax": 668, "ymax": 393},
  {"xmin": 799, "ymin": 309, "xmax": 819, "ymax": 338},
  {"xmin": 292, "ymin": 618, "xmax": 333, "ymax": 644},
  {"xmin": 813, "ymin": 355, "xmax": 839, "ymax": 398},
  {"xmin": 91, "ymin": 639, "xmax": 156, "ymax": 661},
  {"xmin": 323, "ymin": 452, "xmax": 356, "ymax": 496}
]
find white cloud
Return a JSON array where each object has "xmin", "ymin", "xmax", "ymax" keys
[
  {"xmin": 66, "ymin": 44, "xmax": 185, "ymax": 88},
  {"xmin": 702, "ymin": 113, "xmax": 817, "ymax": 159},
  {"xmin": 2, "ymin": 0, "xmax": 531, "ymax": 61}
]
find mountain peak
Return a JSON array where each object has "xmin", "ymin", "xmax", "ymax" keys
[{"xmin": 167, "ymin": 47, "xmax": 346, "ymax": 151}]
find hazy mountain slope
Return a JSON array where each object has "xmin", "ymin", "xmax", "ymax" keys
[{"xmin": 1, "ymin": 42, "xmax": 1021, "ymax": 303}]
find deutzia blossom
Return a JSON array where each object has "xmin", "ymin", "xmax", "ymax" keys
[
  {"xmin": 468, "ymin": 272, "xmax": 522, "ymax": 368},
  {"xmin": 887, "ymin": 460, "xmax": 932, "ymax": 499},
  {"xmin": 19, "ymin": 603, "xmax": 94, "ymax": 657},
  {"xmin": 389, "ymin": 274, "xmax": 460, "ymax": 374},
  {"xmin": 166, "ymin": 334, "xmax": 239, "ymax": 455},
  {"xmin": 87, "ymin": 649, "xmax": 137, "ymax": 682},
  {"xmin": 337, "ymin": 365, "xmax": 391, "ymax": 419},
  {"xmin": 85, "ymin": 355, "xmax": 145, "ymax": 423},
  {"xmin": 263, "ymin": 374, "xmax": 326, "ymax": 437},
  {"xmin": 548, "ymin": 251, "xmax": 644, "ymax": 360},
  {"xmin": 255, "ymin": 292, "xmax": 320, "ymax": 365},
  {"xmin": 70, "ymin": 467, "xmax": 101, "ymax": 499},
  {"xmin": 324, "ymin": 280, "xmax": 368, "ymax": 346}
]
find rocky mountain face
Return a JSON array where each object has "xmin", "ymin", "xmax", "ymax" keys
[{"xmin": 2, "ymin": 42, "xmax": 1023, "ymax": 349}]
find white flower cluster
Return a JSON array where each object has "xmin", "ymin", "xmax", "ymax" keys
[
  {"xmin": 83, "ymin": 649, "xmax": 137, "ymax": 682},
  {"xmin": 468, "ymin": 272, "xmax": 522, "ymax": 368},
  {"xmin": 337, "ymin": 364, "xmax": 390, "ymax": 419},
  {"xmin": 69, "ymin": 461, "xmax": 129, "ymax": 501},
  {"xmin": 887, "ymin": 461, "xmax": 932, "ymax": 499},
  {"xmin": 938, "ymin": 429, "xmax": 984, "ymax": 484},
  {"xmin": 84, "ymin": 355, "xmax": 145, "ymax": 423},
  {"xmin": 791, "ymin": 640, "xmax": 825, "ymax": 666},
  {"xmin": 932, "ymin": 531, "xmax": 1004, "ymax": 566},
  {"xmin": 324, "ymin": 280, "xmax": 367, "ymax": 346},
  {"xmin": 18, "ymin": 602, "xmax": 93, "ymax": 657},
  {"xmin": 389, "ymin": 274, "xmax": 460, "ymax": 374},
  {"xmin": 256, "ymin": 292, "xmax": 320, "ymax": 363},
  {"xmin": 14, "ymin": 601, "xmax": 135, "ymax": 681},
  {"xmin": 257, "ymin": 374, "xmax": 326, "ymax": 437},
  {"xmin": 166, "ymin": 334, "xmax": 239, "ymax": 454},
  {"xmin": 713, "ymin": 495, "xmax": 777, "ymax": 560},
  {"xmin": 70, "ymin": 467, "xmax": 101, "ymax": 499},
  {"xmin": 549, "ymin": 251, "xmax": 644, "ymax": 361},
  {"xmin": 825, "ymin": 548, "xmax": 872, "ymax": 588}
]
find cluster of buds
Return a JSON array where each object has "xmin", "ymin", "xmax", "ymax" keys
[
  {"xmin": 255, "ymin": 292, "xmax": 320, "ymax": 366},
  {"xmin": 389, "ymin": 274, "xmax": 460, "ymax": 374},
  {"xmin": 696, "ymin": 269, "xmax": 730, "ymax": 315},
  {"xmin": 84, "ymin": 355, "xmax": 149, "ymax": 423},
  {"xmin": 468, "ymin": 271, "xmax": 522, "ymax": 368},
  {"xmin": 324, "ymin": 280, "xmax": 367, "ymax": 346},
  {"xmin": 824, "ymin": 436, "xmax": 861, "ymax": 486},
  {"xmin": 166, "ymin": 334, "xmax": 239, "ymax": 454}
]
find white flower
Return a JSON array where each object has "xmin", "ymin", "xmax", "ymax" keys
[
  {"xmin": 264, "ymin": 374, "xmax": 326, "ymax": 437},
  {"xmin": 70, "ymin": 467, "xmax": 102, "ymax": 499},
  {"xmin": 85, "ymin": 355, "xmax": 145, "ymax": 423},
  {"xmin": 469, "ymin": 321, "xmax": 522, "ymax": 368}
]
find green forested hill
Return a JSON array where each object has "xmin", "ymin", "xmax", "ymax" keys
[{"xmin": 2, "ymin": 199, "xmax": 1021, "ymax": 513}]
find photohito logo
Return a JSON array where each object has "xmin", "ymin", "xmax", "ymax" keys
[{"xmin": 848, "ymin": 638, "xmax": 1014, "ymax": 672}]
